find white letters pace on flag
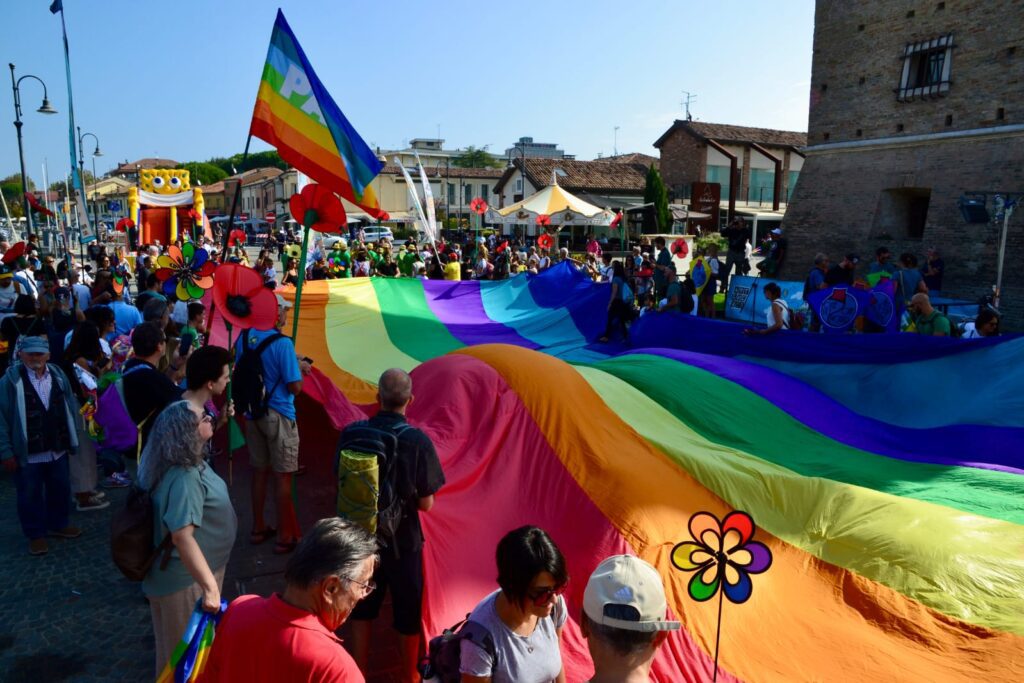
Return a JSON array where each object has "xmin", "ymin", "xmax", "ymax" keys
[{"xmin": 413, "ymin": 151, "xmax": 437, "ymax": 243}]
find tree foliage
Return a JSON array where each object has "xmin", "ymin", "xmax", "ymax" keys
[
  {"xmin": 1, "ymin": 173, "xmax": 34, "ymax": 191},
  {"xmin": 203, "ymin": 150, "xmax": 286, "ymax": 176},
  {"xmin": 48, "ymin": 169, "xmax": 95, "ymax": 192},
  {"xmin": 452, "ymin": 146, "xmax": 503, "ymax": 169},
  {"xmin": 177, "ymin": 161, "xmax": 228, "ymax": 186},
  {"xmin": 643, "ymin": 165, "xmax": 671, "ymax": 232},
  {"xmin": 1, "ymin": 181, "xmax": 26, "ymax": 217}
]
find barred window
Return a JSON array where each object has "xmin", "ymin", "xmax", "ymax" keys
[{"xmin": 897, "ymin": 34, "xmax": 953, "ymax": 101}]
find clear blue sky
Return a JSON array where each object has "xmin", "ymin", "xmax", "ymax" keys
[{"xmin": 2, "ymin": 0, "xmax": 814, "ymax": 186}]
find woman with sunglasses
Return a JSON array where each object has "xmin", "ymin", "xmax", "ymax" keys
[
  {"xmin": 461, "ymin": 526, "xmax": 569, "ymax": 683},
  {"xmin": 137, "ymin": 400, "xmax": 238, "ymax": 677}
]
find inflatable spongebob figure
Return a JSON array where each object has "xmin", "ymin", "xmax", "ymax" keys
[{"xmin": 127, "ymin": 169, "xmax": 206, "ymax": 245}]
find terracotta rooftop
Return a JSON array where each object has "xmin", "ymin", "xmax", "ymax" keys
[
  {"xmin": 111, "ymin": 158, "xmax": 180, "ymax": 174},
  {"xmin": 595, "ymin": 152, "xmax": 660, "ymax": 169},
  {"xmin": 654, "ymin": 120, "xmax": 807, "ymax": 149},
  {"xmin": 225, "ymin": 167, "xmax": 284, "ymax": 186},
  {"xmin": 495, "ymin": 158, "xmax": 648, "ymax": 195},
  {"xmin": 201, "ymin": 180, "xmax": 226, "ymax": 194}
]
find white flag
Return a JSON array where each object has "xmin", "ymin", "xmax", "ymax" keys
[
  {"xmin": 393, "ymin": 157, "xmax": 430, "ymax": 241},
  {"xmin": 413, "ymin": 151, "xmax": 437, "ymax": 243}
]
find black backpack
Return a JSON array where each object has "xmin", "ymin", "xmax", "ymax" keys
[
  {"xmin": 233, "ymin": 331, "xmax": 285, "ymax": 419},
  {"xmin": 110, "ymin": 485, "xmax": 172, "ymax": 582},
  {"xmin": 419, "ymin": 615, "xmax": 495, "ymax": 682},
  {"xmin": 335, "ymin": 420, "xmax": 412, "ymax": 547}
]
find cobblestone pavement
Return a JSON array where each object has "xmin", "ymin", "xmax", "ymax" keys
[{"xmin": 0, "ymin": 398, "xmax": 403, "ymax": 683}]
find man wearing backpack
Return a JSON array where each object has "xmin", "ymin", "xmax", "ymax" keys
[
  {"xmin": 0, "ymin": 336, "xmax": 83, "ymax": 555},
  {"xmin": 343, "ymin": 368, "xmax": 445, "ymax": 683},
  {"xmin": 121, "ymin": 322, "xmax": 186, "ymax": 452},
  {"xmin": 236, "ymin": 295, "xmax": 311, "ymax": 555}
]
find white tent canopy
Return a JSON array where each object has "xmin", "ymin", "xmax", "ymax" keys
[{"xmin": 487, "ymin": 181, "xmax": 615, "ymax": 227}]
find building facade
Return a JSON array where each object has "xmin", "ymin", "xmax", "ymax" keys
[
  {"xmin": 782, "ymin": 0, "xmax": 1024, "ymax": 324},
  {"xmin": 504, "ymin": 136, "xmax": 572, "ymax": 162},
  {"xmin": 655, "ymin": 120, "xmax": 806, "ymax": 234}
]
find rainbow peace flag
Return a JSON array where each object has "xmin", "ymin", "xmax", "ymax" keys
[
  {"xmin": 155, "ymin": 600, "xmax": 226, "ymax": 683},
  {"xmin": 250, "ymin": 10, "xmax": 383, "ymax": 215},
  {"xmin": 208, "ymin": 265, "xmax": 1024, "ymax": 680}
]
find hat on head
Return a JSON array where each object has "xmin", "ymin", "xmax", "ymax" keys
[
  {"xmin": 275, "ymin": 294, "xmax": 293, "ymax": 310},
  {"xmin": 19, "ymin": 336, "xmax": 49, "ymax": 354},
  {"xmin": 583, "ymin": 555, "xmax": 680, "ymax": 633},
  {"xmin": 770, "ymin": 228, "xmax": 783, "ymax": 235}
]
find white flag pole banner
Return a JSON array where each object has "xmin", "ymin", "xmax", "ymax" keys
[
  {"xmin": 413, "ymin": 151, "xmax": 438, "ymax": 244},
  {"xmin": 393, "ymin": 157, "xmax": 438, "ymax": 257}
]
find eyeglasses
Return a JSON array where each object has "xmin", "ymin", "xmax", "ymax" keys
[
  {"xmin": 344, "ymin": 576, "xmax": 376, "ymax": 597},
  {"xmin": 526, "ymin": 584, "xmax": 566, "ymax": 607}
]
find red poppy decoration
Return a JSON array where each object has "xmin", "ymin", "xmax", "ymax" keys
[
  {"xmin": 187, "ymin": 209, "xmax": 202, "ymax": 221},
  {"xmin": 496, "ymin": 240, "xmax": 509, "ymax": 254},
  {"xmin": 2, "ymin": 241, "xmax": 27, "ymax": 266},
  {"xmin": 535, "ymin": 214, "xmax": 551, "ymax": 227},
  {"xmin": 212, "ymin": 262, "xmax": 279, "ymax": 330},
  {"xmin": 536, "ymin": 233, "xmax": 554, "ymax": 250},
  {"xmin": 115, "ymin": 218, "xmax": 135, "ymax": 233},
  {"xmin": 470, "ymin": 197, "xmax": 488, "ymax": 215},
  {"xmin": 24, "ymin": 192, "xmax": 54, "ymax": 218},
  {"xmin": 289, "ymin": 184, "xmax": 346, "ymax": 233},
  {"xmin": 379, "ymin": 211, "xmax": 390, "ymax": 221},
  {"xmin": 227, "ymin": 229, "xmax": 247, "ymax": 248},
  {"xmin": 671, "ymin": 238, "xmax": 689, "ymax": 258}
]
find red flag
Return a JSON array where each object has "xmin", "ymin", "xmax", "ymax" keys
[
  {"xmin": 610, "ymin": 211, "xmax": 622, "ymax": 230},
  {"xmin": 24, "ymin": 192, "xmax": 55, "ymax": 218}
]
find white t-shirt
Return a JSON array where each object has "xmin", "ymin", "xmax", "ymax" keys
[
  {"xmin": 768, "ymin": 298, "xmax": 791, "ymax": 329},
  {"xmin": 72, "ymin": 283, "xmax": 91, "ymax": 312}
]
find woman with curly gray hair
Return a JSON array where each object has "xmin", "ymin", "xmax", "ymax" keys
[{"xmin": 138, "ymin": 400, "xmax": 238, "ymax": 676}]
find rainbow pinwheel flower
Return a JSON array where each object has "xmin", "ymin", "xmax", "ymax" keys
[
  {"xmin": 155, "ymin": 242, "xmax": 216, "ymax": 301},
  {"xmin": 671, "ymin": 510, "xmax": 772, "ymax": 604}
]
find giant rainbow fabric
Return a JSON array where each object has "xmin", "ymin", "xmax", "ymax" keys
[
  {"xmin": 235, "ymin": 263, "xmax": 1022, "ymax": 681},
  {"xmin": 250, "ymin": 10, "xmax": 383, "ymax": 215}
]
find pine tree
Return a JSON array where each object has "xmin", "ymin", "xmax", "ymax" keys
[{"xmin": 644, "ymin": 165, "xmax": 671, "ymax": 232}]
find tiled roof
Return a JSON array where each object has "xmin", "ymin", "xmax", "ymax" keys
[
  {"xmin": 112, "ymin": 158, "xmax": 180, "ymax": 174},
  {"xmin": 226, "ymin": 167, "xmax": 284, "ymax": 186},
  {"xmin": 595, "ymin": 152, "xmax": 660, "ymax": 168},
  {"xmin": 201, "ymin": 181, "xmax": 226, "ymax": 194},
  {"xmin": 654, "ymin": 120, "xmax": 807, "ymax": 148},
  {"xmin": 496, "ymin": 158, "xmax": 648, "ymax": 195}
]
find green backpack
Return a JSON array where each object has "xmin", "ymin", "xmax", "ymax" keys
[{"xmin": 335, "ymin": 421, "xmax": 411, "ymax": 540}]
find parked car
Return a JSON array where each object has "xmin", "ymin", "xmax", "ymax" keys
[{"xmin": 359, "ymin": 226, "xmax": 394, "ymax": 244}]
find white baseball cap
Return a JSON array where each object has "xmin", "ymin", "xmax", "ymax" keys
[{"xmin": 583, "ymin": 555, "xmax": 680, "ymax": 632}]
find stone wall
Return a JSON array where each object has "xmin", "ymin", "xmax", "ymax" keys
[
  {"xmin": 782, "ymin": 0, "xmax": 1024, "ymax": 326},
  {"xmin": 782, "ymin": 134, "xmax": 1024, "ymax": 326}
]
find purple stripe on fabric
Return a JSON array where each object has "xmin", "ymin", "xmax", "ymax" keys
[
  {"xmin": 421, "ymin": 280, "xmax": 541, "ymax": 349},
  {"xmin": 629, "ymin": 347, "xmax": 1024, "ymax": 475}
]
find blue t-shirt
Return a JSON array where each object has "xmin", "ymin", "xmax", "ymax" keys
[
  {"xmin": 234, "ymin": 328, "xmax": 301, "ymax": 420},
  {"xmin": 105, "ymin": 300, "xmax": 143, "ymax": 337},
  {"xmin": 806, "ymin": 267, "xmax": 826, "ymax": 298},
  {"xmin": 896, "ymin": 268, "xmax": 925, "ymax": 304}
]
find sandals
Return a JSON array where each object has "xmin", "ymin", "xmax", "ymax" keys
[{"xmin": 249, "ymin": 527, "xmax": 276, "ymax": 545}]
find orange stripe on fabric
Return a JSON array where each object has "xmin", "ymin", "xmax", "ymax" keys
[
  {"xmin": 277, "ymin": 282, "xmax": 377, "ymax": 404},
  {"xmin": 251, "ymin": 102, "xmax": 356, "ymax": 197},
  {"xmin": 456, "ymin": 344, "xmax": 1023, "ymax": 682}
]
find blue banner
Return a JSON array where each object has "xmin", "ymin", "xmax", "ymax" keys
[
  {"xmin": 724, "ymin": 275, "xmax": 806, "ymax": 326},
  {"xmin": 806, "ymin": 281, "xmax": 900, "ymax": 333}
]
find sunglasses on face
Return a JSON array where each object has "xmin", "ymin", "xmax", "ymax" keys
[{"xmin": 526, "ymin": 584, "xmax": 566, "ymax": 607}]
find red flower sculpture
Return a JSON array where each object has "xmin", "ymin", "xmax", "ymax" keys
[
  {"xmin": 536, "ymin": 233, "xmax": 554, "ymax": 250},
  {"xmin": 227, "ymin": 229, "xmax": 247, "ymax": 248},
  {"xmin": 289, "ymin": 184, "xmax": 346, "ymax": 233},
  {"xmin": 671, "ymin": 238, "xmax": 689, "ymax": 258},
  {"xmin": 115, "ymin": 218, "xmax": 135, "ymax": 233},
  {"xmin": 212, "ymin": 262, "xmax": 278, "ymax": 330},
  {"xmin": 496, "ymin": 240, "xmax": 509, "ymax": 254},
  {"xmin": 536, "ymin": 214, "xmax": 551, "ymax": 227},
  {"xmin": 2, "ymin": 242, "xmax": 27, "ymax": 266},
  {"xmin": 470, "ymin": 197, "xmax": 488, "ymax": 215}
]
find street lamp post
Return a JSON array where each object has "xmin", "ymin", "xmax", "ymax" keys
[
  {"xmin": 9, "ymin": 63, "xmax": 57, "ymax": 237},
  {"xmin": 76, "ymin": 127, "xmax": 102, "ymax": 261}
]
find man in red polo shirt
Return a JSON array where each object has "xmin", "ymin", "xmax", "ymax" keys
[{"xmin": 199, "ymin": 519, "xmax": 378, "ymax": 682}]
